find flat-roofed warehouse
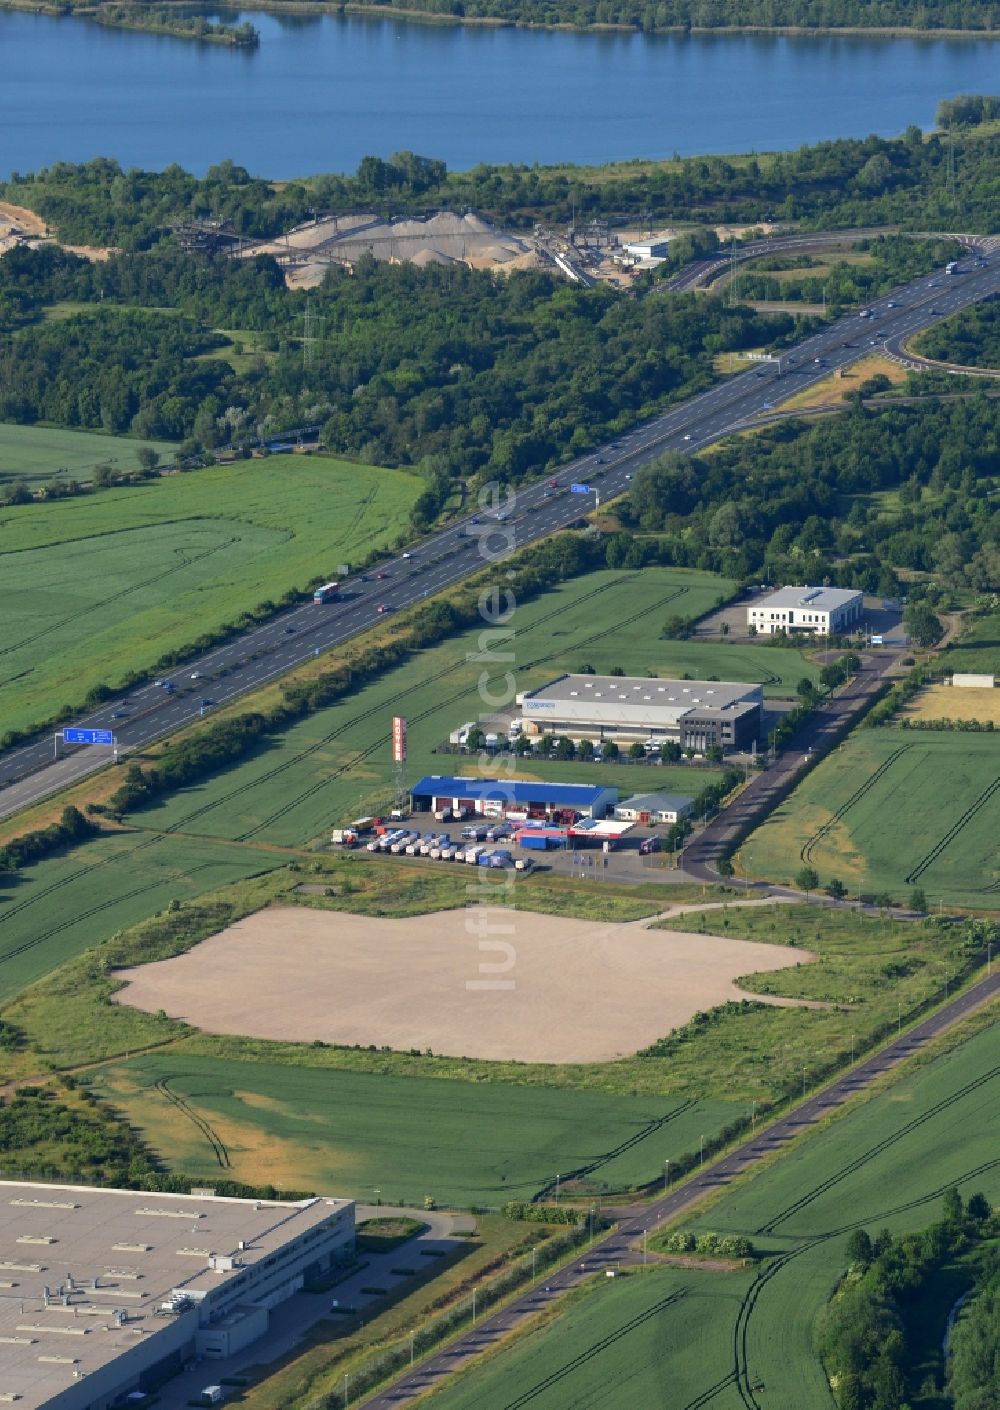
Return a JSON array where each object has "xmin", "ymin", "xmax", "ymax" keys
[
  {"xmin": 0, "ymin": 1182, "xmax": 354, "ymax": 1410},
  {"xmin": 748, "ymin": 585, "xmax": 863, "ymax": 636},
  {"xmin": 411, "ymin": 775, "xmax": 617, "ymax": 821},
  {"xmin": 517, "ymin": 674, "xmax": 762, "ymax": 753}
]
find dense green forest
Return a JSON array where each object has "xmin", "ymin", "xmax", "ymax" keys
[
  {"xmin": 917, "ymin": 298, "xmax": 1000, "ymax": 367},
  {"xmin": 4, "ymin": 113, "xmax": 1000, "ymax": 251},
  {"xmin": 617, "ymin": 393, "xmax": 1000, "ymax": 593},
  {"xmin": 819, "ymin": 1190, "xmax": 997, "ymax": 1410},
  {"xmin": 0, "ymin": 243, "xmax": 786, "ymax": 475},
  {"xmin": 340, "ymin": 0, "xmax": 1000, "ymax": 34},
  {"xmin": 949, "ymin": 1250, "xmax": 1000, "ymax": 1409}
]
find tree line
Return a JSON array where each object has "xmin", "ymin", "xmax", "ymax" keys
[
  {"xmin": 4, "ymin": 114, "xmax": 1000, "ymax": 253},
  {"xmin": 264, "ymin": 0, "xmax": 1000, "ymax": 35},
  {"xmin": 819, "ymin": 1188, "xmax": 997, "ymax": 1410}
]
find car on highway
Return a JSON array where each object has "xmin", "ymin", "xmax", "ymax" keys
[
  {"xmin": 284, "ymin": 626, "xmax": 295, "ymax": 634},
  {"xmin": 376, "ymin": 571, "xmax": 387, "ymax": 579},
  {"xmin": 548, "ymin": 478, "xmax": 559, "ymax": 488},
  {"xmin": 190, "ymin": 671, "xmax": 203, "ymax": 679},
  {"xmin": 111, "ymin": 710, "xmax": 127, "ymax": 719},
  {"xmin": 402, "ymin": 552, "xmax": 412, "ymax": 559},
  {"xmin": 200, "ymin": 698, "xmax": 214, "ymax": 707},
  {"xmin": 377, "ymin": 603, "xmax": 391, "ymax": 614},
  {"xmin": 683, "ymin": 433, "xmax": 692, "ymax": 440}
]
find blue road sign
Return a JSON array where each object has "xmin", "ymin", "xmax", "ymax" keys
[
  {"xmin": 570, "ymin": 483, "xmax": 592, "ymax": 494},
  {"xmin": 63, "ymin": 727, "xmax": 114, "ymax": 746}
]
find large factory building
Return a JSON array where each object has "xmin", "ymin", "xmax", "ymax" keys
[
  {"xmin": 517, "ymin": 674, "xmax": 762, "ymax": 753},
  {"xmin": 0, "ymin": 1182, "xmax": 355, "ymax": 1410}
]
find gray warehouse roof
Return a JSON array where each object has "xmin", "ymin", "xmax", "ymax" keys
[
  {"xmin": 521, "ymin": 674, "xmax": 758, "ymax": 711},
  {"xmin": 0, "ymin": 1182, "xmax": 351, "ymax": 1410},
  {"xmin": 751, "ymin": 586, "xmax": 862, "ymax": 611},
  {"xmin": 617, "ymin": 793, "xmax": 694, "ymax": 813}
]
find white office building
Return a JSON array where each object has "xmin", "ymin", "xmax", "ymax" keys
[{"xmin": 748, "ymin": 586, "xmax": 864, "ymax": 637}]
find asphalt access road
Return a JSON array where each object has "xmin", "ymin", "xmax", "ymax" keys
[
  {"xmin": 680, "ymin": 651, "xmax": 898, "ymax": 881},
  {"xmin": 4, "ymin": 251, "xmax": 1000, "ymax": 822},
  {"xmin": 358, "ymin": 963, "xmax": 1000, "ymax": 1409}
]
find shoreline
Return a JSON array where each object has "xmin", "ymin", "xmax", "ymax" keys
[
  {"xmin": 3, "ymin": 0, "xmax": 1000, "ymax": 41},
  {"xmin": 0, "ymin": 0, "xmax": 258, "ymax": 43}
]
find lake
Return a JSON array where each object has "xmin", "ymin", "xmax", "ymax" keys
[{"xmin": 2, "ymin": 9, "xmax": 998, "ymax": 178}]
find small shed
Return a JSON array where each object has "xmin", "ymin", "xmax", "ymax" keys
[{"xmin": 951, "ymin": 673, "xmax": 995, "ymax": 689}]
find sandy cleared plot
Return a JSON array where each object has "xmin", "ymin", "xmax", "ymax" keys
[
  {"xmin": 113, "ymin": 904, "xmax": 814, "ymax": 1064},
  {"xmin": 904, "ymin": 683, "xmax": 1000, "ymax": 725}
]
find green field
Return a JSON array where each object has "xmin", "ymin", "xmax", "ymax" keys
[
  {"xmin": 940, "ymin": 610, "xmax": 1000, "ymax": 678},
  {"xmin": 0, "ymin": 454, "xmax": 418, "ymax": 735},
  {"xmin": 128, "ymin": 568, "xmax": 762, "ymax": 847},
  {"xmin": 425, "ymin": 1021, "xmax": 1000, "ymax": 1409},
  {"xmin": 0, "ymin": 831, "xmax": 278, "ymax": 1005},
  {"xmin": 0, "ymin": 422, "xmax": 175, "ymax": 486},
  {"xmin": 88, "ymin": 1054, "xmax": 739, "ymax": 1206},
  {"xmin": 743, "ymin": 727, "xmax": 1000, "ymax": 907}
]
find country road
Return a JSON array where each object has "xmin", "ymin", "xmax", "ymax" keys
[{"xmin": 358, "ymin": 963, "xmax": 1000, "ymax": 1408}]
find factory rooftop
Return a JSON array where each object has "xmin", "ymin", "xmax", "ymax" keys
[
  {"xmin": 0, "ymin": 1182, "xmax": 351, "ymax": 1410},
  {"xmin": 521, "ymin": 674, "xmax": 759, "ymax": 712}
]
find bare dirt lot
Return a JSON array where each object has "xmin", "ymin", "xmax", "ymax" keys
[{"xmin": 113, "ymin": 904, "xmax": 813, "ymax": 1063}]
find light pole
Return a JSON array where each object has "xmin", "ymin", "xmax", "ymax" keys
[
  {"xmin": 664, "ymin": 1160, "xmax": 670, "ymax": 1194},
  {"xmin": 801, "ymin": 1067, "xmax": 806, "ymax": 1100},
  {"xmin": 410, "ymin": 1331, "xmax": 415, "ymax": 1367},
  {"xmin": 343, "ymin": 1374, "xmax": 350, "ymax": 1410},
  {"xmin": 555, "ymin": 1174, "xmax": 560, "ymax": 1201},
  {"xmin": 373, "ymin": 1187, "xmax": 381, "ymax": 1207},
  {"xmin": 643, "ymin": 1229, "xmax": 647, "ymax": 1269},
  {"xmin": 472, "ymin": 1286, "xmax": 477, "ymax": 1325},
  {"xmin": 700, "ymin": 1134, "xmax": 705, "ymax": 1167},
  {"xmin": 897, "ymin": 1001, "xmax": 901, "ymax": 1036}
]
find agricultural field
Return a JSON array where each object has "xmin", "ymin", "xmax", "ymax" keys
[
  {"xmin": 903, "ymin": 683, "xmax": 1000, "ymax": 725},
  {"xmin": 0, "ymin": 830, "xmax": 278, "ymax": 1006},
  {"xmin": 0, "ymin": 454, "xmax": 419, "ymax": 735},
  {"xmin": 86, "ymin": 1053, "xmax": 739, "ymax": 1206},
  {"xmin": 128, "ymin": 567, "xmax": 787, "ymax": 847},
  {"xmin": 939, "ymin": 610, "xmax": 1000, "ymax": 679},
  {"xmin": 0, "ymin": 422, "xmax": 175, "ymax": 486},
  {"xmin": 742, "ymin": 727, "xmax": 1000, "ymax": 907},
  {"xmin": 425, "ymin": 1021, "xmax": 1000, "ymax": 1410}
]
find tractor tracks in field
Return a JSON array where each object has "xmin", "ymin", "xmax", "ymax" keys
[
  {"xmin": 905, "ymin": 773, "xmax": 1000, "ymax": 885},
  {"xmin": 0, "ymin": 534, "xmax": 242, "ymax": 675},
  {"xmin": 153, "ymin": 1074, "xmax": 231, "ymax": 1168},
  {"xmin": 800, "ymin": 744, "xmax": 913, "ymax": 864}
]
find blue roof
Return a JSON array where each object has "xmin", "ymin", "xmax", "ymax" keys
[{"xmin": 411, "ymin": 775, "xmax": 612, "ymax": 807}]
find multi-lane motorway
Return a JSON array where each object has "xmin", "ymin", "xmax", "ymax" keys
[{"xmin": 4, "ymin": 249, "xmax": 1000, "ymax": 821}]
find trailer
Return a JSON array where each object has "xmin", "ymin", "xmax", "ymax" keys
[
  {"xmin": 464, "ymin": 845, "xmax": 484, "ymax": 865},
  {"xmin": 313, "ymin": 581, "xmax": 340, "ymax": 603},
  {"xmin": 489, "ymin": 850, "xmax": 513, "ymax": 868}
]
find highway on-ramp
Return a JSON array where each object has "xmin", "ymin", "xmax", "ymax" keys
[{"xmin": 4, "ymin": 251, "xmax": 1000, "ymax": 822}]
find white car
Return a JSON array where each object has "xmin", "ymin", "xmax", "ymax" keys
[{"xmin": 190, "ymin": 671, "xmax": 202, "ymax": 679}]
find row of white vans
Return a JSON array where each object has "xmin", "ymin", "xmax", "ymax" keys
[{"xmin": 365, "ymin": 827, "xmax": 531, "ymax": 869}]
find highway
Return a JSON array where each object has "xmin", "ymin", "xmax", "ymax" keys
[
  {"xmin": 4, "ymin": 249, "xmax": 1000, "ymax": 821},
  {"xmin": 358, "ymin": 962, "xmax": 1000, "ymax": 1408}
]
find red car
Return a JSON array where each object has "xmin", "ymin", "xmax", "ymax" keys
[
  {"xmin": 376, "ymin": 571, "xmax": 388, "ymax": 580},
  {"xmin": 548, "ymin": 479, "xmax": 559, "ymax": 488},
  {"xmin": 377, "ymin": 603, "xmax": 390, "ymax": 614}
]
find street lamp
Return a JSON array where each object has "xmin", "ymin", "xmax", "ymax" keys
[
  {"xmin": 373, "ymin": 1187, "xmax": 381, "ymax": 1207},
  {"xmin": 663, "ymin": 1160, "xmax": 670, "ymax": 1194},
  {"xmin": 472, "ymin": 1286, "xmax": 478, "ymax": 1324},
  {"xmin": 700, "ymin": 1134, "xmax": 705, "ymax": 1167}
]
